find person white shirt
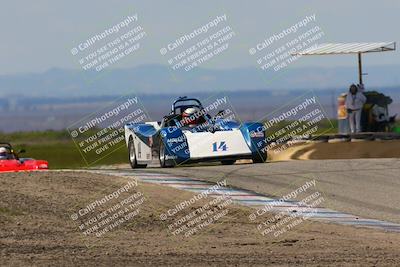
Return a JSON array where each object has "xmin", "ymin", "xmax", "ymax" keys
[{"xmin": 345, "ymin": 84, "xmax": 367, "ymax": 133}]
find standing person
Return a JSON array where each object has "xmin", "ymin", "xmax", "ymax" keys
[{"xmin": 345, "ymin": 84, "xmax": 367, "ymax": 133}]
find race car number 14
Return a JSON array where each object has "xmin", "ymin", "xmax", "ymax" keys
[{"xmin": 212, "ymin": 141, "xmax": 227, "ymax": 152}]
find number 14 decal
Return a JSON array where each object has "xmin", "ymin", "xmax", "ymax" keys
[{"xmin": 212, "ymin": 141, "xmax": 227, "ymax": 152}]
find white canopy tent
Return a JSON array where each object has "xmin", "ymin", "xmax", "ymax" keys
[{"xmin": 292, "ymin": 42, "xmax": 396, "ymax": 85}]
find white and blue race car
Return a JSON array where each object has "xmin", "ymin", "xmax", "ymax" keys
[{"xmin": 124, "ymin": 96, "xmax": 267, "ymax": 168}]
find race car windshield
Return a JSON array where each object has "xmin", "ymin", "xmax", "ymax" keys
[{"xmin": 173, "ymin": 100, "xmax": 202, "ymax": 114}]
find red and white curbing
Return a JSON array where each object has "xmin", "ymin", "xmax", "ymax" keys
[{"xmin": 90, "ymin": 170, "xmax": 400, "ymax": 233}]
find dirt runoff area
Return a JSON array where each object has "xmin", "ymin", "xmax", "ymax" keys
[{"xmin": 1, "ymin": 171, "xmax": 400, "ymax": 266}]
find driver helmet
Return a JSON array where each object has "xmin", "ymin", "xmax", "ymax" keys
[
  {"xmin": 0, "ymin": 147, "xmax": 9, "ymax": 159},
  {"xmin": 182, "ymin": 107, "xmax": 199, "ymax": 126}
]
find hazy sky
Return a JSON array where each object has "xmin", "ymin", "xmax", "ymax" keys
[{"xmin": 1, "ymin": 0, "xmax": 399, "ymax": 75}]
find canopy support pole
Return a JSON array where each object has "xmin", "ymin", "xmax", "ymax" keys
[{"xmin": 358, "ymin": 52, "xmax": 363, "ymax": 85}]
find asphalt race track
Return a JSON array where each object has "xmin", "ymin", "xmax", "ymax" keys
[{"xmin": 120, "ymin": 158, "xmax": 400, "ymax": 225}]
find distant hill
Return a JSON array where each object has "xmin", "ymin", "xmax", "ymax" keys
[
  {"xmin": 0, "ymin": 64, "xmax": 399, "ymax": 97},
  {"xmin": 1, "ymin": 88, "xmax": 400, "ymax": 132}
]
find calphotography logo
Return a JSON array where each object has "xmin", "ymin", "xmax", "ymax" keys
[
  {"xmin": 249, "ymin": 13, "xmax": 325, "ymax": 78},
  {"xmin": 160, "ymin": 14, "xmax": 236, "ymax": 72},
  {"xmin": 67, "ymin": 94, "xmax": 150, "ymax": 165},
  {"xmin": 70, "ymin": 13, "xmax": 147, "ymax": 81},
  {"xmin": 253, "ymin": 91, "xmax": 333, "ymax": 155}
]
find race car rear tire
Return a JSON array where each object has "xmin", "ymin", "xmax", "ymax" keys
[
  {"xmin": 159, "ymin": 141, "xmax": 175, "ymax": 168},
  {"xmin": 221, "ymin": 160, "xmax": 236, "ymax": 165},
  {"xmin": 128, "ymin": 137, "xmax": 147, "ymax": 169},
  {"xmin": 252, "ymin": 152, "xmax": 267, "ymax": 163}
]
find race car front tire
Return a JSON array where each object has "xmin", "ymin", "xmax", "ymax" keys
[
  {"xmin": 221, "ymin": 160, "xmax": 236, "ymax": 165},
  {"xmin": 128, "ymin": 137, "xmax": 147, "ymax": 169},
  {"xmin": 159, "ymin": 141, "xmax": 175, "ymax": 168},
  {"xmin": 252, "ymin": 152, "xmax": 267, "ymax": 163}
]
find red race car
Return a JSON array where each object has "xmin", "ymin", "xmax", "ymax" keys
[{"xmin": 0, "ymin": 143, "xmax": 48, "ymax": 172}]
